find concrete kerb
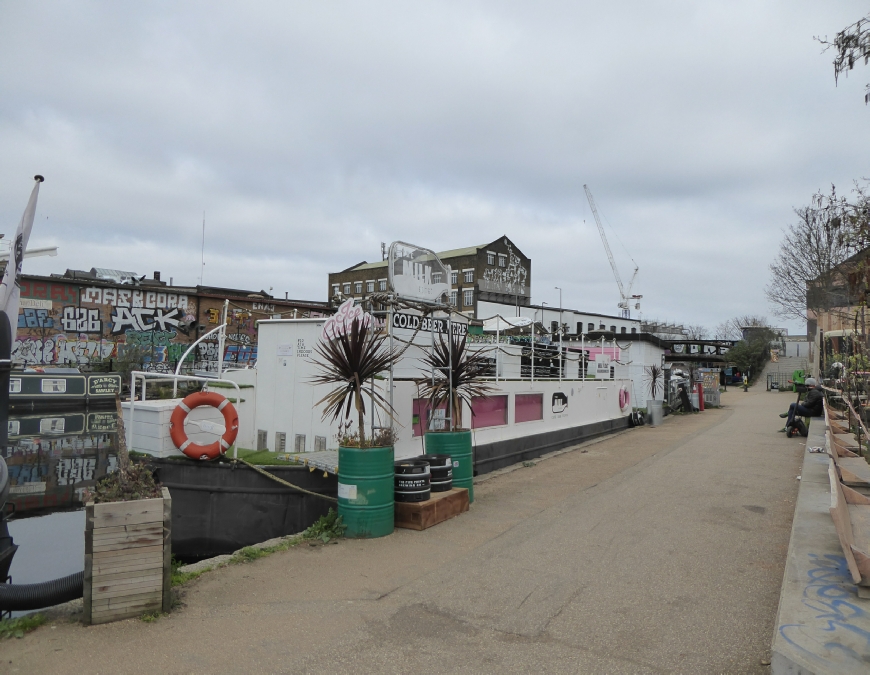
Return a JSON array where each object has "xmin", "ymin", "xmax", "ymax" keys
[{"xmin": 771, "ymin": 417, "xmax": 870, "ymax": 674}]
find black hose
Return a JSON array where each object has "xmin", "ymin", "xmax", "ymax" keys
[{"xmin": 0, "ymin": 571, "xmax": 83, "ymax": 611}]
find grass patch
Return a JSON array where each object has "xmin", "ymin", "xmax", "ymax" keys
[
  {"xmin": 231, "ymin": 449, "xmax": 296, "ymax": 466},
  {"xmin": 0, "ymin": 614, "xmax": 47, "ymax": 639},
  {"xmin": 171, "ymin": 555, "xmax": 206, "ymax": 587},
  {"xmin": 301, "ymin": 508, "xmax": 346, "ymax": 543},
  {"xmin": 140, "ymin": 611, "xmax": 165, "ymax": 623}
]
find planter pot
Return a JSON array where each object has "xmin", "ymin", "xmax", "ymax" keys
[
  {"xmin": 647, "ymin": 400, "xmax": 664, "ymax": 426},
  {"xmin": 83, "ymin": 487, "xmax": 171, "ymax": 625},
  {"xmin": 425, "ymin": 430, "xmax": 473, "ymax": 503},
  {"xmin": 337, "ymin": 446, "xmax": 394, "ymax": 538}
]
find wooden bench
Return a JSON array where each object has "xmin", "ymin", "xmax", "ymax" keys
[{"xmin": 827, "ymin": 458, "xmax": 870, "ymax": 596}]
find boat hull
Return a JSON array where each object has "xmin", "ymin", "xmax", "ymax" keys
[{"xmin": 149, "ymin": 459, "xmax": 337, "ymax": 561}]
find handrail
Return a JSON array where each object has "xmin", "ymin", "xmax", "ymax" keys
[{"xmin": 127, "ymin": 370, "xmax": 243, "ymax": 459}]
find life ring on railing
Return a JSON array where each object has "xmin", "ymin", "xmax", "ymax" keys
[
  {"xmin": 169, "ymin": 391, "xmax": 239, "ymax": 461},
  {"xmin": 618, "ymin": 386, "xmax": 631, "ymax": 412}
]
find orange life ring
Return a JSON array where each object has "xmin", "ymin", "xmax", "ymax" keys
[
  {"xmin": 619, "ymin": 386, "xmax": 631, "ymax": 411},
  {"xmin": 169, "ymin": 391, "xmax": 239, "ymax": 461}
]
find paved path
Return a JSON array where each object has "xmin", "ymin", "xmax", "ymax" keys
[{"xmin": 5, "ymin": 388, "xmax": 804, "ymax": 674}]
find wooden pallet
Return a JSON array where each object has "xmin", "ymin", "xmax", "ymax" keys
[
  {"xmin": 83, "ymin": 487, "xmax": 171, "ymax": 624},
  {"xmin": 394, "ymin": 488, "xmax": 469, "ymax": 531}
]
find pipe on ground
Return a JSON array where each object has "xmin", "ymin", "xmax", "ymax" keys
[{"xmin": 0, "ymin": 571, "xmax": 83, "ymax": 611}]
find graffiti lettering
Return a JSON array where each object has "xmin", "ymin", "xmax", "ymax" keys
[
  {"xmin": 125, "ymin": 330, "xmax": 177, "ymax": 347},
  {"xmin": 61, "ymin": 307, "xmax": 101, "ymax": 333},
  {"xmin": 13, "ymin": 337, "xmax": 115, "ymax": 365},
  {"xmin": 81, "ymin": 287, "xmax": 188, "ymax": 310},
  {"xmin": 252, "ymin": 302, "xmax": 274, "ymax": 312},
  {"xmin": 226, "ymin": 333, "xmax": 252, "ymax": 345},
  {"xmin": 111, "ymin": 307, "xmax": 184, "ymax": 334},
  {"xmin": 18, "ymin": 308, "xmax": 53, "ymax": 329}
]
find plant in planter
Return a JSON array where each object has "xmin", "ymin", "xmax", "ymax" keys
[
  {"xmin": 82, "ymin": 460, "xmax": 171, "ymax": 625},
  {"xmin": 644, "ymin": 364, "xmax": 664, "ymax": 426},
  {"xmin": 416, "ymin": 333, "xmax": 495, "ymax": 503},
  {"xmin": 310, "ymin": 309, "xmax": 402, "ymax": 538}
]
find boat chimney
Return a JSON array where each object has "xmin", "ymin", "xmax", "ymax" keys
[
  {"xmin": 285, "ymin": 292, "xmax": 288, "ymax": 299},
  {"xmin": 154, "ymin": 271, "xmax": 161, "ymax": 281}
]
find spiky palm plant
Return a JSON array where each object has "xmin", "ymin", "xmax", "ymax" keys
[
  {"xmin": 310, "ymin": 318, "xmax": 401, "ymax": 447},
  {"xmin": 644, "ymin": 364, "xmax": 664, "ymax": 400},
  {"xmin": 417, "ymin": 333, "xmax": 495, "ymax": 431}
]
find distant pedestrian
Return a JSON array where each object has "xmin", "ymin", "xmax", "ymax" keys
[{"xmin": 720, "ymin": 369, "xmax": 726, "ymax": 392}]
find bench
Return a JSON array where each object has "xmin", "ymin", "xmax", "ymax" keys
[{"xmin": 827, "ymin": 458, "xmax": 870, "ymax": 596}]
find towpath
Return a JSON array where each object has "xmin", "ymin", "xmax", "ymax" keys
[{"xmin": 5, "ymin": 387, "xmax": 804, "ymax": 674}]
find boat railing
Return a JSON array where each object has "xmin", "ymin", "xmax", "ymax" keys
[{"xmin": 126, "ymin": 371, "xmax": 243, "ymax": 459}]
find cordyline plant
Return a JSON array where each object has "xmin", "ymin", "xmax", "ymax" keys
[
  {"xmin": 417, "ymin": 333, "xmax": 495, "ymax": 432},
  {"xmin": 644, "ymin": 364, "xmax": 664, "ymax": 400},
  {"xmin": 310, "ymin": 317, "xmax": 401, "ymax": 447}
]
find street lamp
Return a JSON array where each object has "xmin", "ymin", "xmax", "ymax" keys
[{"xmin": 555, "ymin": 287, "xmax": 563, "ymax": 382}]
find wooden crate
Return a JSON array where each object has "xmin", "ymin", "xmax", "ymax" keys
[
  {"xmin": 394, "ymin": 488, "xmax": 469, "ymax": 531},
  {"xmin": 84, "ymin": 487, "xmax": 171, "ymax": 625}
]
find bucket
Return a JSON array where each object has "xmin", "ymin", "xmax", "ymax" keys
[
  {"xmin": 647, "ymin": 400, "xmax": 664, "ymax": 426},
  {"xmin": 416, "ymin": 454, "xmax": 452, "ymax": 492},
  {"xmin": 425, "ymin": 431, "xmax": 473, "ymax": 503},
  {"xmin": 338, "ymin": 445, "xmax": 394, "ymax": 538},
  {"xmin": 394, "ymin": 460, "xmax": 431, "ymax": 503}
]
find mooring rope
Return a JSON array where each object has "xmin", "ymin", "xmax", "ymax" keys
[{"xmin": 232, "ymin": 458, "xmax": 338, "ymax": 503}]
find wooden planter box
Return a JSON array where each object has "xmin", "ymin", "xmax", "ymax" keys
[{"xmin": 83, "ymin": 487, "xmax": 171, "ymax": 625}]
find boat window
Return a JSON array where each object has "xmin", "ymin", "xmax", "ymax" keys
[
  {"xmin": 472, "ymin": 395, "xmax": 508, "ymax": 429},
  {"xmin": 41, "ymin": 379, "xmax": 67, "ymax": 394},
  {"xmin": 515, "ymin": 393, "xmax": 543, "ymax": 423},
  {"xmin": 412, "ymin": 398, "xmax": 449, "ymax": 436},
  {"xmin": 621, "ymin": 326, "xmax": 627, "ymax": 334}
]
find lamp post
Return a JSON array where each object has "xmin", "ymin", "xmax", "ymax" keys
[{"xmin": 555, "ymin": 287, "xmax": 562, "ymax": 382}]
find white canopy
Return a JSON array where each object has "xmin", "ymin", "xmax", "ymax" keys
[{"xmin": 481, "ymin": 315, "xmax": 533, "ymax": 332}]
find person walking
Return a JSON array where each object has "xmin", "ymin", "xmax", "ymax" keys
[{"xmin": 779, "ymin": 377, "xmax": 823, "ymax": 432}]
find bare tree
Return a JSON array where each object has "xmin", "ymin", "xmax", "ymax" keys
[
  {"xmin": 683, "ymin": 324, "xmax": 709, "ymax": 340},
  {"xmin": 765, "ymin": 188, "xmax": 853, "ymax": 322},
  {"xmin": 817, "ymin": 14, "xmax": 870, "ymax": 104},
  {"xmin": 715, "ymin": 315, "xmax": 769, "ymax": 342}
]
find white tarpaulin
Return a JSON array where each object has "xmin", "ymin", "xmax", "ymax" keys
[
  {"xmin": 0, "ymin": 176, "xmax": 42, "ymax": 347},
  {"xmin": 481, "ymin": 315, "xmax": 532, "ymax": 332}
]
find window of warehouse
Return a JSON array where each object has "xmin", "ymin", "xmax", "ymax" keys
[
  {"xmin": 379, "ymin": 279, "xmax": 387, "ymax": 291},
  {"xmin": 451, "ymin": 271, "xmax": 458, "ymax": 285},
  {"xmin": 463, "ymin": 290, "xmax": 474, "ymax": 306},
  {"xmin": 355, "ymin": 282, "xmax": 362, "ymax": 294},
  {"xmin": 463, "ymin": 270, "xmax": 473, "ymax": 283},
  {"xmin": 450, "ymin": 291, "xmax": 458, "ymax": 306},
  {"xmin": 343, "ymin": 283, "xmax": 351, "ymax": 295},
  {"xmin": 332, "ymin": 285, "xmax": 339, "ymax": 296},
  {"xmin": 366, "ymin": 281, "xmax": 374, "ymax": 293},
  {"xmin": 487, "ymin": 251, "xmax": 495, "ymax": 264},
  {"xmin": 498, "ymin": 254, "xmax": 506, "ymax": 267}
]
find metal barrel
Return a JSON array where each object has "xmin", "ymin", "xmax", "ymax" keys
[
  {"xmin": 415, "ymin": 454, "xmax": 452, "ymax": 492},
  {"xmin": 338, "ymin": 446, "xmax": 394, "ymax": 538},
  {"xmin": 424, "ymin": 431, "xmax": 473, "ymax": 503},
  {"xmin": 394, "ymin": 460, "xmax": 431, "ymax": 503}
]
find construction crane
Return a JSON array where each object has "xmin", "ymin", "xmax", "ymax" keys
[{"xmin": 583, "ymin": 184, "xmax": 642, "ymax": 319}]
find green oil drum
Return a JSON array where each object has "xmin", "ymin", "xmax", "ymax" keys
[
  {"xmin": 425, "ymin": 431, "xmax": 473, "ymax": 503},
  {"xmin": 337, "ymin": 445, "xmax": 394, "ymax": 538}
]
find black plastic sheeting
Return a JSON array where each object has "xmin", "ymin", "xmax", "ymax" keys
[
  {"xmin": 0, "ymin": 571, "xmax": 83, "ymax": 611},
  {"xmin": 149, "ymin": 459, "xmax": 338, "ymax": 561}
]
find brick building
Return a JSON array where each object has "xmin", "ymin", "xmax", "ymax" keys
[
  {"xmin": 327, "ymin": 236, "xmax": 531, "ymax": 319},
  {"xmin": 11, "ymin": 267, "xmax": 330, "ymax": 371}
]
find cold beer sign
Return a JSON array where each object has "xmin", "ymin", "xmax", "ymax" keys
[{"xmin": 392, "ymin": 312, "xmax": 468, "ymax": 336}]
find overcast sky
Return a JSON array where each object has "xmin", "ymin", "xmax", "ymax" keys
[{"xmin": 1, "ymin": 1, "xmax": 868, "ymax": 336}]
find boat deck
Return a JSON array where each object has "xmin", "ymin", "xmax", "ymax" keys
[{"xmin": 278, "ymin": 450, "xmax": 339, "ymax": 476}]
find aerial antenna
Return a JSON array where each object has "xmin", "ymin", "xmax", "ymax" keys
[{"xmin": 200, "ymin": 211, "xmax": 206, "ymax": 286}]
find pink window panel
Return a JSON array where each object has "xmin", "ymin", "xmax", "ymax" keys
[
  {"xmin": 471, "ymin": 395, "xmax": 508, "ymax": 429},
  {"xmin": 412, "ymin": 398, "xmax": 449, "ymax": 437},
  {"xmin": 515, "ymin": 393, "xmax": 543, "ymax": 423}
]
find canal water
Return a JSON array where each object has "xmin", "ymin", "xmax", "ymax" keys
[{"xmin": 3, "ymin": 409, "xmax": 119, "ymax": 592}]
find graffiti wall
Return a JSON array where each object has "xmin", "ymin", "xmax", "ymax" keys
[{"xmin": 12, "ymin": 276, "xmax": 331, "ymax": 371}]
